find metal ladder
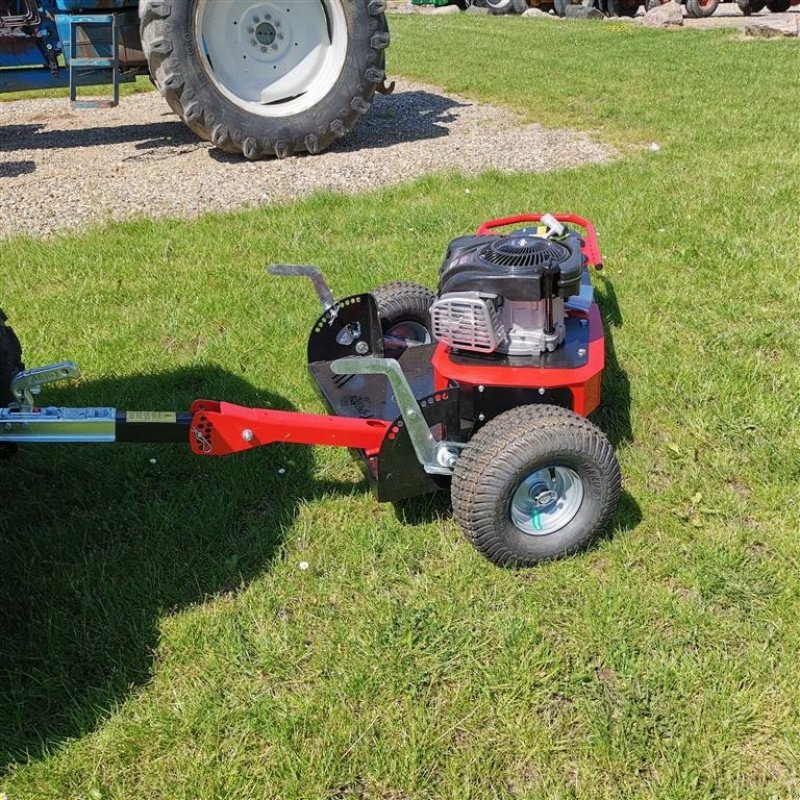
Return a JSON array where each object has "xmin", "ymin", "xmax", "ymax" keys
[{"xmin": 69, "ymin": 14, "xmax": 119, "ymax": 109}]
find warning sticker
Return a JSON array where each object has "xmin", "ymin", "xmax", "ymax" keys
[{"xmin": 127, "ymin": 411, "xmax": 177, "ymax": 424}]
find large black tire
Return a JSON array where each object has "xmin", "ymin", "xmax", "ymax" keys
[
  {"xmin": 371, "ymin": 281, "xmax": 436, "ymax": 351},
  {"xmin": 140, "ymin": 0, "xmax": 390, "ymax": 160},
  {"xmin": 766, "ymin": 0, "xmax": 790, "ymax": 10},
  {"xmin": 737, "ymin": 0, "xmax": 765, "ymax": 12},
  {"xmin": 685, "ymin": 0, "xmax": 718, "ymax": 16},
  {"xmin": 485, "ymin": 0, "xmax": 517, "ymax": 13},
  {"xmin": 0, "ymin": 310, "xmax": 23, "ymax": 408},
  {"xmin": 451, "ymin": 404, "xmax": 621, "ymax": 567},
  {"xmin": 606, "ymin": 0, "xmax": 639, "ymax": 16}
]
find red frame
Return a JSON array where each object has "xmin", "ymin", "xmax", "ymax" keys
[
  {"xmin": 432, "ymin": 214, "xmax": 606, "ymax": 417},
  {"xmin": 188, "ymin": 400, "xmax": 389, "ymax": 457}
]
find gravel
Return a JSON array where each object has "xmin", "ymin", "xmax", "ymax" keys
[{"xmin": 0, "ymin": 80, "xmax": 613, "ymax": 239}]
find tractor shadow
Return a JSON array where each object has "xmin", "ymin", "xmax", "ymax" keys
[{"xmin": 0, "ymin": 365, "xmax": 361, "ymax": 772}]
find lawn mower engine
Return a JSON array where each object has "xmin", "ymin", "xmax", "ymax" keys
[{"xmin": 432, "ymin": 225, "xmax": 584, "ymax": 357}]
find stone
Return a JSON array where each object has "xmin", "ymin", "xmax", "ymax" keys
[
  {"xmin": 641, "ymin": 1, "xmax": 683, "ymax": 27},
  {"xmin": 429, "ymin": 3, "xmax": 462, "ymax": 12},
  {"xmin": 522, "ymin": 6, "xmax": 554, "ymax": 15},
  {"xmin": 744, "ymin": 20, "xmax": 798, "ymax": 38}
]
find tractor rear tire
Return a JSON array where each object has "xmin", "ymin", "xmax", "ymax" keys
[
  {"xmin": 451, "ymin": 404, "xmax": 621, "ymax": 567},
  {"xmin": 371, "ymin": 281, "xmax": 436, "ymax": 352},
  {"xmin": 140, "ymin": 0, "xmax": 389, "ymax": 160},
  {"xmin": 766, "ymin": 0, "xmax": 790, "ymax": 10},
  {"xmin": 685, "ymin": 0, "xmax": 718, "ymax": 16}
]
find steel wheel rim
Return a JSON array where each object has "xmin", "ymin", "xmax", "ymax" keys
[
  {"xmin": 510, "ymin": 465, "xmax": 584, "ymax": 536},
  {"xmin": 194, "ymin": 0, "xmax": 348, "ymax": 118},
  {"xmin": 386, "ymin": 321, "xmax": 431, "ymax": 346}
]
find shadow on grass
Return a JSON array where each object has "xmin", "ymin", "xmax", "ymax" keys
[{"xmin": 0, "ymin": 365, "xmax": 361, "ymax": 773}]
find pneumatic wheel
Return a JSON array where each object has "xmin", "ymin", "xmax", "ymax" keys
[
  {"xmin": 606, "ymin": 0, "xmax": 639, "ymax": 16},
  {"xmin": 766, "ymin": 0, "xmax": 790, "ymax": 10},
  {"xmin": 737, "ymin": 0, "xmax": 764, "ymax": 13},
  {"xmin": 0, "ymin": 310, "xmax": 24, "ymax": 458},
  {"xmin": 371, "ymin": 281, "xmax": 436, "ymax": 354},
  {"xmin": 485, "ymin": 0, "xmax": 517, "ymax": 13},
  {"xmin": 140, "ymin": 0, "xmax": 390, "ymax": 159},
  {"xmin": 685, "ymin": 0, "xmax": 718, "ymax": 16},
  {"xmin": 451, "ymin": 405, "xmax": 621, "ymax": 567}
]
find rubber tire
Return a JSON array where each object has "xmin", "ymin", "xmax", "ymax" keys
[
  {"xmin": 737, "ymin": 0, "xmax": 764, "ymax": 13},
  {"xmin": 766, "ymin": 0, "xmax": 790, "ymax": 10},
  {"xmin": 553, "ymin": 0, "xmax": 571, "ymax": 16},
  {"xmin": 606, "ymin": 0, "xmax": 638, "ymax": 15},
  {"xmin": 486, "ymin": 0, "xmax": 517, "ymax": 14},
  {"xmin": 451, "ymin": 404, "xmax": 621, "ymax": 567},
  {"xmin": 685, "ymin": 0, "xmax": 718, "ymax": 16},
  {"xmin": 370, "ymin": 281, "xmax": 436, "ymax": 339},
  {"xmin": 140, "ymin": 0, "xmax": 390, "ymax": 160},
  {"xmin": 0, "ymin": 310, "xmax": 24, "ymax": 407}
]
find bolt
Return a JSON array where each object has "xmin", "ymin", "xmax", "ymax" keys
[
  {"xmin": 355, "ymin": 341, "xmax": 369, "ymax": 355},
  {"xmin": 478, "ymin": 385, "xmax": 485, "ymax": 393},
  {"xmin": 580, "ymin": 319, "xmax": 588, "ymax": 328},
  {"xmin": 242, "ymin": 429, "xmax": 254, "ymax": 442},
  {"xmin": 265, "ymin": 12, "xmax": 271, "ymax": 19},
  {"xmin": 407, "ymin": 410, "xmax": 418, "ymax": 420},
  {"xmin": 477, "ymin": 413, "xmax": 486, "ymax": 422},
  {"xmin": 538, "ymin": 387, "xmax": 545, "ymax": 396},
  {"xmin": 277, "ymin": 33, "xmax": 284, "ymax": 40},
  {"xmin": 261, "ymin": 45, "xmax": 267, "ymax": 52},
  {"xmin": 578, "ymin": 348, "xmax": 587, "ymax": 357},
  {"xmin": 253, "ymin": 15, "xmax": 260, "ymax": 22},
  {"xmin": 248, "ymin": 26, "xmax": 254, "ymax": 33},
  {"xmin": 251, "ymin": 38, "xmax": 257, "ymax": 46}
]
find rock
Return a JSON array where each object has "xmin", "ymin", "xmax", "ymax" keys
[
  {"xmin": 429, "ymin": 3, "xmax": 462, "ymax": 12},
  {"xmin": 641, "ymin": 1, "xmax": 683, "ymax": 26},
  {"xmin": 522, "ymin": 6, "xmax": 554, "ymax": 15},
  {"xmin": 744, "ymin": 20, "xmax": 798, "ymax": 38},
  {"xmin": 563, "ymin": 4, "xmax": 606, "ymax": 18}
]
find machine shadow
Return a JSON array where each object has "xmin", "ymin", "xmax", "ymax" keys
[{"xmin": 0, "ymin": 365, "xmax": 360, "ymax": 772}]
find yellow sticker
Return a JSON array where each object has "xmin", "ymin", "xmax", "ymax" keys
[{"xmin": 127, "ymin": 411, "xmax": 177, "ymax": 424}]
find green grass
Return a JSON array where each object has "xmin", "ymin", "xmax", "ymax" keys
[{"xmin": 2, "ymin": 15, "xmax": 800, "ymax": 800}]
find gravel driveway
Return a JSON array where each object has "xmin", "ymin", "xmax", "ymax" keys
[{"xmin": 0, "ymin": 81, "xmax": 613, "ymax": 239}]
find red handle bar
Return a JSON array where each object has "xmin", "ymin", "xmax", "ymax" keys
[{"xmin": 475, "ymin": 214, "xmax": 603, "ymax": 269}]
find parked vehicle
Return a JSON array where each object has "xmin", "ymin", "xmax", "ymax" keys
[{"xmin": 0, "ymin": 0, "xmax": 391, "ymax": 159}]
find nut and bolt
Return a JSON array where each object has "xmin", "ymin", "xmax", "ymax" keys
[
  {"xmin": 355, "ymin": 341, "xmax": 369, "ymax": 355},
  {"xmin": 538, "ymin": 387, "xmax": 545, "ymax": 396},
  {"xmin": 477, "ymin": 413, "xmax": 486, "ymax": 422},
  {"xmin": 578, "ymin": 348, "xmax": 587, "ymax": 357},
  {"xmin": 242, "ymin": 429, "xmax": 254, "ymax": 442},
  {"xmin": 477, "ymin": 385, "xmax": 485, "ymax": 393}
]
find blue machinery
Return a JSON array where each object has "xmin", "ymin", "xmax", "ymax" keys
[{"xmin": 0, "ymin": 0, "xmax": 140, "ymax": 106}]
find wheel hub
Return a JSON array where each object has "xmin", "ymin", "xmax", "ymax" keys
[
  {"xmin": 510, "ymin": 465, "xmax": 584, "ymax": 536},
  {"xmin": 195, "ymin": 0, "xmax": 348, "ymax": 115}
]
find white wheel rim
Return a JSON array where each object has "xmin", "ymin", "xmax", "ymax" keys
[
  {"xmin": 510, "ymin": 465, "xmax": 584, "ymax": 536},
  {"xmin": 194, "ymin": 0, "xmax": 348, "ymax": 118}
]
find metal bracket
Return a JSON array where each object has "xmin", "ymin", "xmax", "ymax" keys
[
  {"xmin": 11, "ymin": 361, "xmax": 80, "ymax": 409},
  {"xmin": 330, "ymin": 356, "xmax": 463, "ymax": 475},
  {"xmin": 0, "ymin": 406, "xmax": 116, "ymax": 443},
  {"xmin": 268, "ymin": 264, "xmax": 335, "ymax": 312}
]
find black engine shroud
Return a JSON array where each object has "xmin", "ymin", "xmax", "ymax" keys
[{"xmin": 438, "ymin": 228, "xmax": 585, "ymax": 302}]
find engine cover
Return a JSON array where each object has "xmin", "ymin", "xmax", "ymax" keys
[
  {"xmin": 432, "ymin": 227, "xmax": 586, "ymax": 357},
  {"xmin": 438, "ymin": 228, "xmax": 584, "ymax": 301}
]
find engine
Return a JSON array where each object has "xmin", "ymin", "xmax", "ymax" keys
[{"xmin": 431, "ymin": 223, "xmax": 586, "ymax": 357}]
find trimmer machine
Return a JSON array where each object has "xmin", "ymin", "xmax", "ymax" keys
[{"xmin": 0, "ymin": 214, "xmax": 621, "ymax": 566}]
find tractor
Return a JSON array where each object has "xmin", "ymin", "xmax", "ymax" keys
[{"xmin": 0, "ymin": 0, "xmax": 391, "ymax": 159}]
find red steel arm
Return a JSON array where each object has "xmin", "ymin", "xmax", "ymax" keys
[
  {"xmin": 189, "ymin": 400, "xmax": 390, "ymax": 457},
  {"xmin": 475, "ymin": 214, "xmax": 603, "ymax": 269}
]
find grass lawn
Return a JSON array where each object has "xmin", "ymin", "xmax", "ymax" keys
[{"xmin": 2, "ymin": 15, "xmax": 800, "ymax": 800}]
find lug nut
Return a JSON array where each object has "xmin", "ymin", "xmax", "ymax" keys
[{"xmin": 242, "ymin": 429, "xmax": 254, "ymax": 442}]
